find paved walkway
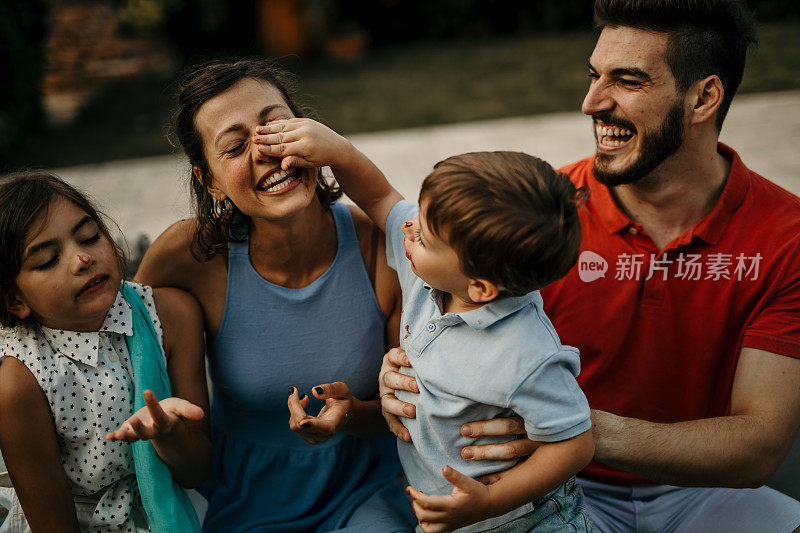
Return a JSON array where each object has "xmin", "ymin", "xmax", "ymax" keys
[
  {"xmin": 51, "ymin": 90, "xmax": 800, "ymax": 498},
  {"xmin": 54, "ymin": 90, "xmax": 800, "ymax": 242}
]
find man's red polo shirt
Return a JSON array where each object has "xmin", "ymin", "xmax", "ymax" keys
[{"xmin": 542, "ymin": 143, "xmax": 800, "ymax": 486}]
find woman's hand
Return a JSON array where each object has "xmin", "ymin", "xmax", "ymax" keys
[
  {"xmin": 105, "ymin": 389, "xmax": 204, "ymax": 443},
  {"xmin": 288, "ymin": 382, "xmax": 354, "ymax": 445},
  {"xmin": 253, "ymin": 118, "xmax": 351, "ymax": 171},
  {"xmin": 407, "ymin": 466, "xmax": 493, "ymax": 533},
  {"xmin": 379, "ymin": 348, "xmax": 418, "ymax": 442}
]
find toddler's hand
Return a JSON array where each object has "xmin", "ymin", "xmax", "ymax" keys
[
  {"xmin": 253, "ymin": 119, "xmax": 350, "ymax": 171},
  {"xmin": 407, "ymin": 465, "xmax": 493, "ymax": 533},
  {"xmin": 105, "ymin": 390, "xmax": 204, "ymax": 443},
  {"xmin": 288, "ymin": 382, "xmax": 353, "ymax": 445}
]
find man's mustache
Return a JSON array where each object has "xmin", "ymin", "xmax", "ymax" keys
[{"xmin": 591, "ymin": 112, "xmax": 637, "ymax": 133}]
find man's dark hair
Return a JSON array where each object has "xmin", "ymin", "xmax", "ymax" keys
[{"xmin": 594, "ymin": 0, "xmax": 757, "ymax": 129}]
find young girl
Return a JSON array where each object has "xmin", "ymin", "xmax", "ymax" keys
[{"xmin": 0, "ymin": 172, "xmax": 211, "ymax": 532}]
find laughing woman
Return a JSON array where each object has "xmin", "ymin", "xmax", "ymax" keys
[{"xmin": 135, "ymin": 59, "xmax": 414, "ymax": 532}]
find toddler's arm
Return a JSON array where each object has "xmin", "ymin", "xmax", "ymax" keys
[
  {"xmin": 254, "ymin": 119, "xmax": 403, "ymax": 230},
  {"xmin": 408, "ymin": 429, "xmax": 593, "ymax": 532},
  {"xmin": 0, "ymin": 357, "xmax": 81, "ymax": 532}
]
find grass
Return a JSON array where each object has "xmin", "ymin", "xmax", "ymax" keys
[
  {"xmin": 294, "ymin": 30, "xmax": 597, "ymax": 134},
  {"xmin": 6, "ymin": 20, "xmax": 799, "ymax": 170}
]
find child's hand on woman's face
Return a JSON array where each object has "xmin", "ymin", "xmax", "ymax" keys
[
  {"xmin": 287, "ymin": 382, "xmax": 353, "ymax": 445},
  {"xmin": 253, "ymin": 118, "xmax": 350, "ymax": 172},
  {"xmin": 105, "ymin": 389, "xmax": 204, "ymax": 443}
]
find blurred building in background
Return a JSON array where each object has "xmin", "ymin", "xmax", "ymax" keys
[
  {"xmin": 44, "ymin": 1, "xmax": 177, "ymax": 125},
  {"xmin": 1, "ymin": 0, "xmax": 798, "ymax": 169}
]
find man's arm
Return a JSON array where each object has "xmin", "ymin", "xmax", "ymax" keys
[
  {"xmin": 591, "ymin": 347, "xmax": 800, "ymax": 487},
  {"xmin": 465, "ymin": 347, "xmax": 800, "ymax": 488}
]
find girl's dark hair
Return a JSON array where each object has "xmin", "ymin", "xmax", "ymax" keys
[
  {"xmin": 0, "ymin": 171, "xmax": 126, "ymax": 328},
  {"xmin": 594, "ymin": 0, "xmax": 757, "ymax": 130},
  {"xmin": 172, "ymin": 58, "xmax": 342, "ymax": 261}
]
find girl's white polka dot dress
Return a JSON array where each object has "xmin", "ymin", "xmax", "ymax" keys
[{"xmin": 0, "ymin": 282, "xmax": 164, "ymax": 532}]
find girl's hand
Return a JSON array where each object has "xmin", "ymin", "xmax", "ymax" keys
[
  {"xmin": 253, "ymin": 119, "xmax": 351, "ymax": 171},
  {"xmin": 288, "ymin": 382, "xmax": 353, "ymax": 445},
  {"xmin": 379, "ymin": 347, "xmax": 418, "ymax": 442},
  {"xmin": 105, "ymin": 389, "xmax": 204, "ymax": 443},
  {"xmin": 407, "ymin": 466, "xmax": 493, "ymax": 533}
]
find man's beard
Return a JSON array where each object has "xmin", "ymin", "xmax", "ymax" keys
[{"xmin": 593, "ymin": 101, "xmax": 685, "ymax": 187}]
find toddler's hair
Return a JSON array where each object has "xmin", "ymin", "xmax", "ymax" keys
[
  {"xmin": 0, "ymin": 171, "xmax": 125, "ymax": 328},
  {"xmin": 419, "ymin": 152, "xmax": 584, "ymax": 296}
]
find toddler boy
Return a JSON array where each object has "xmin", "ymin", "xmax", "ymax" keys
[{"xmin": 255, "ymin": 121, "xmax": 594, "ymax": 532}]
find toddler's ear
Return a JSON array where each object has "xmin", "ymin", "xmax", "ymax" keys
[
  {"xmin": 467, "ymin": 279, "xmax": 501, "ymax": 303},
  {"xmin": 4, "ymin": 291, "xmax": 31, "ymax": 320}
]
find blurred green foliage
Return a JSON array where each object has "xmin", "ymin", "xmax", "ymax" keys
[
  {"xmin": 117, "ymin": 0, "xmax": 183, "ymax": 36},
  {"xmin": 1, "ymin": 3, "xmax": 798, "ymax": 170},
  {"xmin": 342, "ymin": 0, "xmax": 799, "ymax": 44}
]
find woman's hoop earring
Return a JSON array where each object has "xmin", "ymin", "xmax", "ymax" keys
[{"xmin": 212, "ymin": 197, "xmax": 230, "ymax": 219}]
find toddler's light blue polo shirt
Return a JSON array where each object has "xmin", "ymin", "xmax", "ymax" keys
[{"xmin": 385, "ymin": 200, "xmax": 592, "ymax": 532}]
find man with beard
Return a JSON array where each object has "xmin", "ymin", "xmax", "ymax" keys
[{"xmin": 377, "ymin": 0, "xmax": 800, "ymax": 530}]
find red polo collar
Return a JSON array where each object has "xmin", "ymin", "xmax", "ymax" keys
[{"xmin": 588, "ymin": 143, "xmax": 751, "ymax": 247}]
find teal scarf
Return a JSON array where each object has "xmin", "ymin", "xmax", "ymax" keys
[{"xmin": 121, "ymin": 284, "xmax": 201, "ymax": 533}]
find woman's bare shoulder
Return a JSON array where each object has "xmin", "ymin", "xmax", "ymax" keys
[
  {"xmin": 152, "ymin": 218, "xmax": 197, "ymax": 252},
  {"xmin": 345, "ymin": 203, "xmax": 378, "ymax": 243},
  {"xmin": 135, "ymin": 219, "xmax": 215, "ymax": 290},
  {"xmin": 345, "ymin": 204, "xmax": 400, "ymax": 320}
]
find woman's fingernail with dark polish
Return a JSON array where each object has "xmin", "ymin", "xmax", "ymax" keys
[
  {"xmin": 314, "ymin": 386, "xmax": 324, "ymax": 395},
  {"xmin": 289, "ymin": 387, "xmax": 295, "ymax": 396}
]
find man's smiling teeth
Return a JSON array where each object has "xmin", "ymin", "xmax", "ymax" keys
[
  {"xmin": 257, "ymin": 169, "xmax": 297, "ymax": 192},
  {"xmin": 596, "ymin": 124, "xmax": 634, "ymax": 147}
]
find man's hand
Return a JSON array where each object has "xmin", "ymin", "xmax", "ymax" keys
[
  {"xmin": 460, "ymin": 416, "xmax": 542, "ymax": 462},
  {"xmin": 105, "ymin": 390, "xmax": 204, "ymax": 443},
  {"xmin": 407, "ymin": 466, "xmax": 493, "ymax": 533},
  {"xmin": 379, "ymin": 347, "xmax": 418, "ymax": 442}
]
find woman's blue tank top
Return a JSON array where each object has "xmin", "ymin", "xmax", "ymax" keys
[{"xmin": 200, "ymin": 203, "xmax": 412, "ymax": 532}]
